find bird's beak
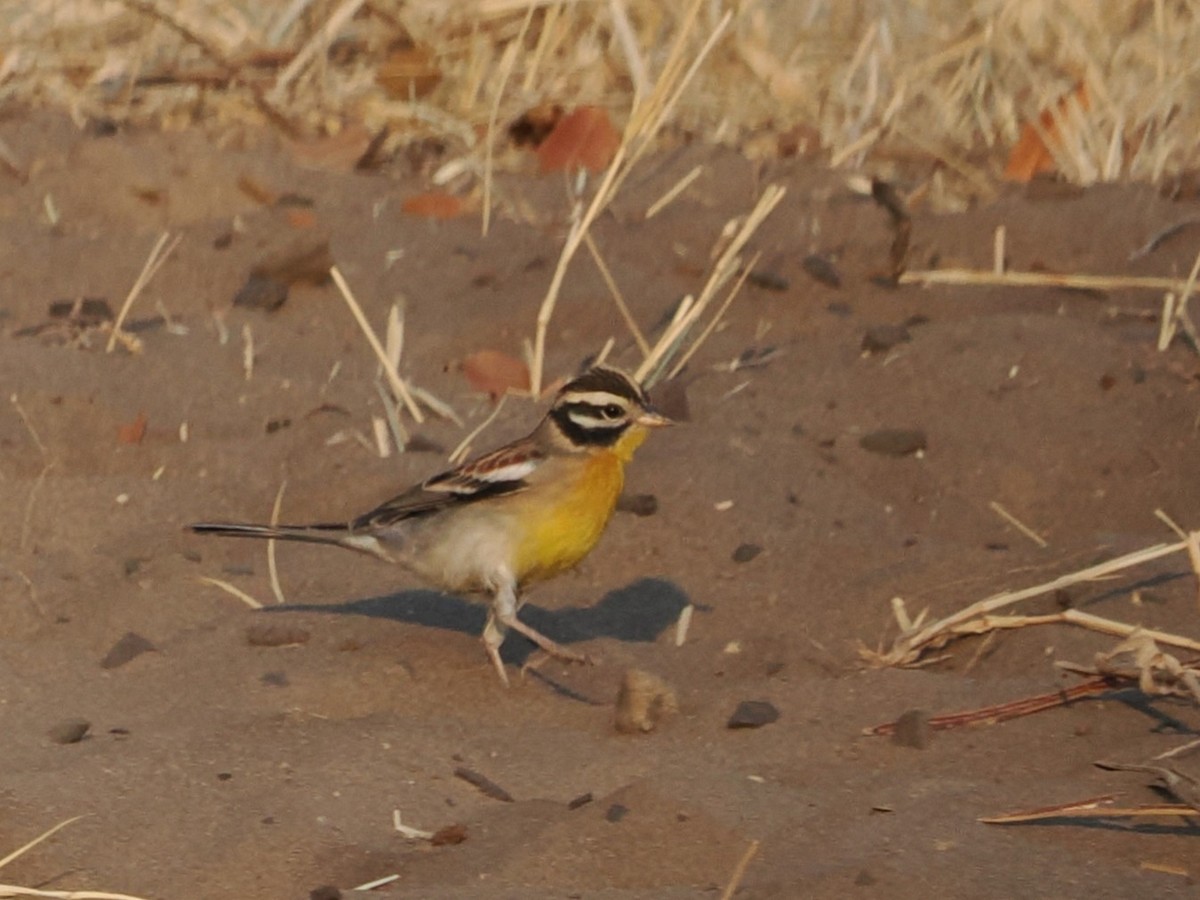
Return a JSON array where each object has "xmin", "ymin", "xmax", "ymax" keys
[{"xmin": 636, "ymin": 407, "xmax": 674, "ymax": 428}]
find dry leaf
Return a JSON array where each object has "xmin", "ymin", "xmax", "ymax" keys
[
  {"xmin": 536, "ymin": 105, "xmax": 621, "ymax": 174},
  {"xmin": 117, "ymin": 411, "xmax": 148, "ymax": 445},
  {"xmin": 462, "ymin": 350, "xmax": 530, "ymax": 399},
  {"xmin": 1003, "ymin": 83, "xmax": 1089, "ymax": 183},
  {"xmin": 401, "ymin": 191, "xmax": 464, "ymax": 219}
]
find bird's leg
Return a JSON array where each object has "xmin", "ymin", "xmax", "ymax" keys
[
  {"xmin": 489, "ymin": 571, "xmax": 590, "ymax": 669},
  {"xmin": 481, "ymin": 607, "xmax": 510, "ymax": 687}
]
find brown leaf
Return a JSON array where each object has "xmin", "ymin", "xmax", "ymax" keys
[
  {"xmin": 117, "ymin": 411, "xmax": 148, "ymax": 445},
  {"xmin": 401, "ymin": 191, "xmax": 464, "ymax": 220},
  {"xmin": 1003, "ymin": 83, "xmax": 1089, "ymax": 183},
  {"xmin": 536, "ymin": 105, "xmax": 621, "ymax": 174},
  {"xmin": 461, "ymin": 350, "xmax": 530, "ymax": 399}
]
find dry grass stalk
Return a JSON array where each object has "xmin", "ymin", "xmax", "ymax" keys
[
  {"xmin": 449, "ymin": 394, "xmax": 508, "ymax": 465},
  {"xmin": 863, "ymin": 534, "xmax": 1200, "ymax": 668},
  {"xmin": 197, "ymin": 575, "xmax": 263, "ymax": 609},
  {"xmin": 106, "ymin": 231, "xmax": 179, "ymax": 354},
  {"xmin": 267, "ymin": 479, "xmax": 287, "ymax": 605},
  {"xmin": 528, "ymin": 0, "xmax": 732, "ymax": 394},
  {"xmin": 582, "ymin": 231, "xmax": 649, "ymax": 356},
  {"xmin": 0, "ymin": 815, "xmax": 151, "ymax": 900},
  {"xmin": 329, "ymin": 266, "xmax": 423, "ymax": 422},
  {"xmin": 979, "ymin": 795, "xmax": 1198, "ymax": 825},
  {"xmin": 481, "ymin": 4, "xmax": 534, "ymax": 238},
  {"xmin": 899, "ymin": 267, "xmax": 1187, "ymax": 295},
  {"xmin": 718, "ymin": 839, "xmax": 760, "ymax": 900},
  {"xmin": 635, "ymin": 184, "xmax": 786, "ymax": 387},
  {"xmin": 988, "ymin": 501, "xmax": 1047, "ymax": 548},
  {"xmin": 644, "ymin": 164, "xmax": 703, "ymax": 219}
]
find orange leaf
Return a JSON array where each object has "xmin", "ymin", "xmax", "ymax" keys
[
  {"xmin": 117, "ymin": 412, "xmax": 148, "ymax": 445},
  {"xmin": 462, "ymin": 350, "xmax": 530, "ymax": 399},
  {"xmin": 401, "ymin": 191, "xmax": 464, "ymax": 220},
  {"xmin": 1004, "ymin": 83, "xmax": 1089, "ymax": 183},
  {"xmin": 536, "ymin": 105, "xmax": 621, "ymax": 174}
]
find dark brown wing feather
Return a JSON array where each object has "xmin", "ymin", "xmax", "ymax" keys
[{"xmin": 350, "ymin": 442, "xmax": 545, "ymax": 530}]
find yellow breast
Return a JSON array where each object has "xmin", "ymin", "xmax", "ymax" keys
[{"xmin": 513, "ymin": 426, "xmax": 647, "ymax": 584}]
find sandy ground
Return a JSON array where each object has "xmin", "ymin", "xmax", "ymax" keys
[{"xmin": 2, "ymin": 112, "xmax": 1200, "ymax": 899}]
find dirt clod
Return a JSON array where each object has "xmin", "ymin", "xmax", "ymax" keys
[
  {"xmin": 726, "ymin": 700, "xmax": 780, "ymax": 729},
  {"xmin": 48, "ymin": 718, "xmax": 91, "ymax": 745}
]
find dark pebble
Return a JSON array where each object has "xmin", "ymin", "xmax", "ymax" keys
[
  {"xmin": 859, "ymin": 429, "xmax": 927, "ymax": 457},
  {"xmin": 802, "ymin": 254, "xmax": 842, "ymax": 288},
  {"xmin": 246, "ymin": 622, "xmax": 311, "ymax": 647},
  {"xmin": 860, "ymin": 323, "xmax": 911, "ymax": 354},
  {"xmin": 48, "ymin": 718, "xmax": 90, "ymax": 744},
  {"xmin": 727, "ymin": 700, "xmax": 780, "ymax": 729},
  {"xmin": 100, "ymin": 631, "xmax": 157, "ymax": 669},
  {"xmin": 748, "ymin": 268, "xmax": 790, "ymax": 291},
  {"xmin": 891, "ymin": 709, "xmax": 931, "ymax": 749},
  {"xmin": 309, "ymin": 886, "xmax": 341, "ymax": 900},
  {"xmin": 260, "ymin": 670, "xmax": 289, "ymax": 687},
  {"xmin": 732, "ymin": 543, "xmax": 762, "ymax": 563},
  {"xmin": 232, "ymin": 273, "xmax": 289, "ymax": 311},
  {"xmin": 617, "ymin": 493, "xmax": 658, "ymax": 516},
  {"xmin": 431, "ymin": 823, "xmax": 469, "ymax": 846},
  {"xmin": 605, "ymin": 803, "xmax": 630, "ymax": 823},
  {"xmin": 404, "ymin": 433, "xmax": 447, "ymax": 454}
]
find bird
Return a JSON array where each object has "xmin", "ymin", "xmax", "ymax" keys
[{"xmin": 189, "ymin": 365, "xmax": 673, "ymax": 685}]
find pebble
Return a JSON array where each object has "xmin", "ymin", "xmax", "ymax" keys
[
  {"xmin": 431, "ymin": 823, "xmax": 468, "ymax": 846},
  {"xmin": 308, "ymin": 886, "xmax": 341, "ymax": 900},
  {"xmin": 48, "ymin": 718, "xmax": 91, "ymax": 744},
  {"xmin": 614, "ymin": 669, "xmax": 678, "ymax": 734},
  {"xmin": 616, "ymin": 493, "xmax": 659, "ymax": 517},
  {"xmin": 860, "ymin": 323, "xmax": 911, "ymax": 354},
  {"xmin": 100, "ymin": 631, "xmax": 157, "ymax": 669},
  {"xmin": 802, "ymin": 254, "xmax": 842, "ymax": 288},
  {"xmin": 605, "ymin": 803, "xmax": 630, "ymax": 823},
  {"xmin": 859, "ymin": 429, "xmax": 927, "ymax": 457},
  {"xmin": 727, "ymin": 700, "xmax": 780, "ymax": 729},
  {"xmin": 731, "ymin": 543, "xmax": 762, "ymax": 563}
]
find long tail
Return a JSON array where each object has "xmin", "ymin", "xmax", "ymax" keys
[{"xmin": 188, "ymin": 522, "xmax": 392, "ymax": 560}]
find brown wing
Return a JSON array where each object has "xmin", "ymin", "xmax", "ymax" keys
[{"xmin": 350, "ymin": 441, "xmax": 545, "ymax": 531}]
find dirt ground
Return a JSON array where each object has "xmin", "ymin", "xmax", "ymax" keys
[{"xmin": 2, "ymin": 111, "xmax": 1200, "ymax": 899}]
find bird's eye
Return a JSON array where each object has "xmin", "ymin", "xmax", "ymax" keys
[{"xmin": 602, "ymin": 403, "xmax": 623, "ymax": 419}]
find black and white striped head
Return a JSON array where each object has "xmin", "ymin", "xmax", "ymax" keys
[{"xmin": 548, "ymin": 366, "xmax": 671, "ymax": 449}]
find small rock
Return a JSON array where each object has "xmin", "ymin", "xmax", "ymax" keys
[
  {"xmin": 309, "ymin": 886, "xmax": 342, "ymax": 900},
  {"xmin": 260, "ymin": 670, "xmax": 289, "ymax": 687},
  {"xmin": 232, "ymin": 273, "xmax": 289, "ymax": 311},
  {"xmin": 747, "ymin": 268, "xmax": 790, "ymax": 291},
  {"xmin": 859, "ymin": 429, "xmax": 927, "ymax": 457},
  {"xmin": 731, "ymin": 543, "xmax": 762, "ymax": 563},
  {"xmin": 860, "ymin": 323, "xmax": 911, "ymax": 354},
  {"xmin": 802, "ymin": 254, "xmax": 842, "ymax": 288},
  {"xmin": 614, "ymin": 669, "xmax": 678, "ymax": 734},
  {"xmin": 431, "ymin": 823, "xmax": 469, "ymax": 846},
  {"xmin": 100, "ymin": 631, "xmax": 157, "ymax": 669},
  {"xmin": 616, "ymin": 493, "xmax": 658, "ymax": 517},
  {"xmin": 891, "ymin": 709, "xmax": 931, "ymax": 749},
  {"xmin": 48, "ymin": 718, "xmax": 91, "ymax": 745},
  {"xmin": 605, "ymin": 803, "xmax": 630, "ymax": 823},
  {"xmin": 246, "ymin": 622, "xmax": 311, "ymax": 647},
  {"xmin": 727, "ymin": 700, "xmax": 780, "ymax": 729}
]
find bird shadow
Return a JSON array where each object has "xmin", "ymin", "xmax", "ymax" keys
[{"xmin": 264, "ymin": 576, "xmax": 690, "ymax": 666}]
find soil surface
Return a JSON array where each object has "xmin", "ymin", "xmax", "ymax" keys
[{"xmin": 3, "ymin": 113, "xmax": 1200, "ymax": 899}]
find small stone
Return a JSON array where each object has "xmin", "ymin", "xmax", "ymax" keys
[
  {"xmin": 802, "ymin": 254, "xmax": 841, "ymax": 288},
  {"xmin": 100, "ymin": 631, "xmax": 157, "ymax": 669},
  {"xmin": 605, "ymin": 803, "xmax": 629, "ymax": 823},
  {"xmin": 48, "ymin": 718, "xmax": 91, "ymax": 744},
  {"xmin": 859, "ymin": 429, "xmax": 927, "ymax": 457},
  {"xmin": 731, "ymin": 543, "xmax": 762, "ymax": 563},
  {"xmin": 891, "ymin": 709, "xmax": 931, "ymax": 749},
  {"xmin": 616, "ymin": 493, "xmax": 658, "ymax": 516},
  {"xmin": 747, "ymin": 268, "xmax": 790, "ymax": 292},
  {"xmin": 431, "ymin": 823, "xmax": 468, "ymax": 846},
  {"xmin": 727, "ymin": 700, "xmax": 780, "ymax": 729},
  {"xmin": 260, "ymin": 670, "xmax": 289, "ymax": 687},
  {"xmin": 246, "ymin": 622, "xmax": 311, "ymax": 647},
  {"xmin": 861, "ymin": 323, "xmax": 911, "ymax": 354},
  {"xmin": 614, "ymin": 669, "xmax": 678, "ymax": 734},
  {"xmin": 309, "ymin": 886, "xmax": 341, "ymax": 900},
  {"xmin": 233, "ymin": 273, "xmax": 289, "ymax": 311}
]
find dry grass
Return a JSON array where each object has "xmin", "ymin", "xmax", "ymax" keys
[{"xmin": 2, "ymin": 1, "xmax": 1196, "ymax": 193}]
